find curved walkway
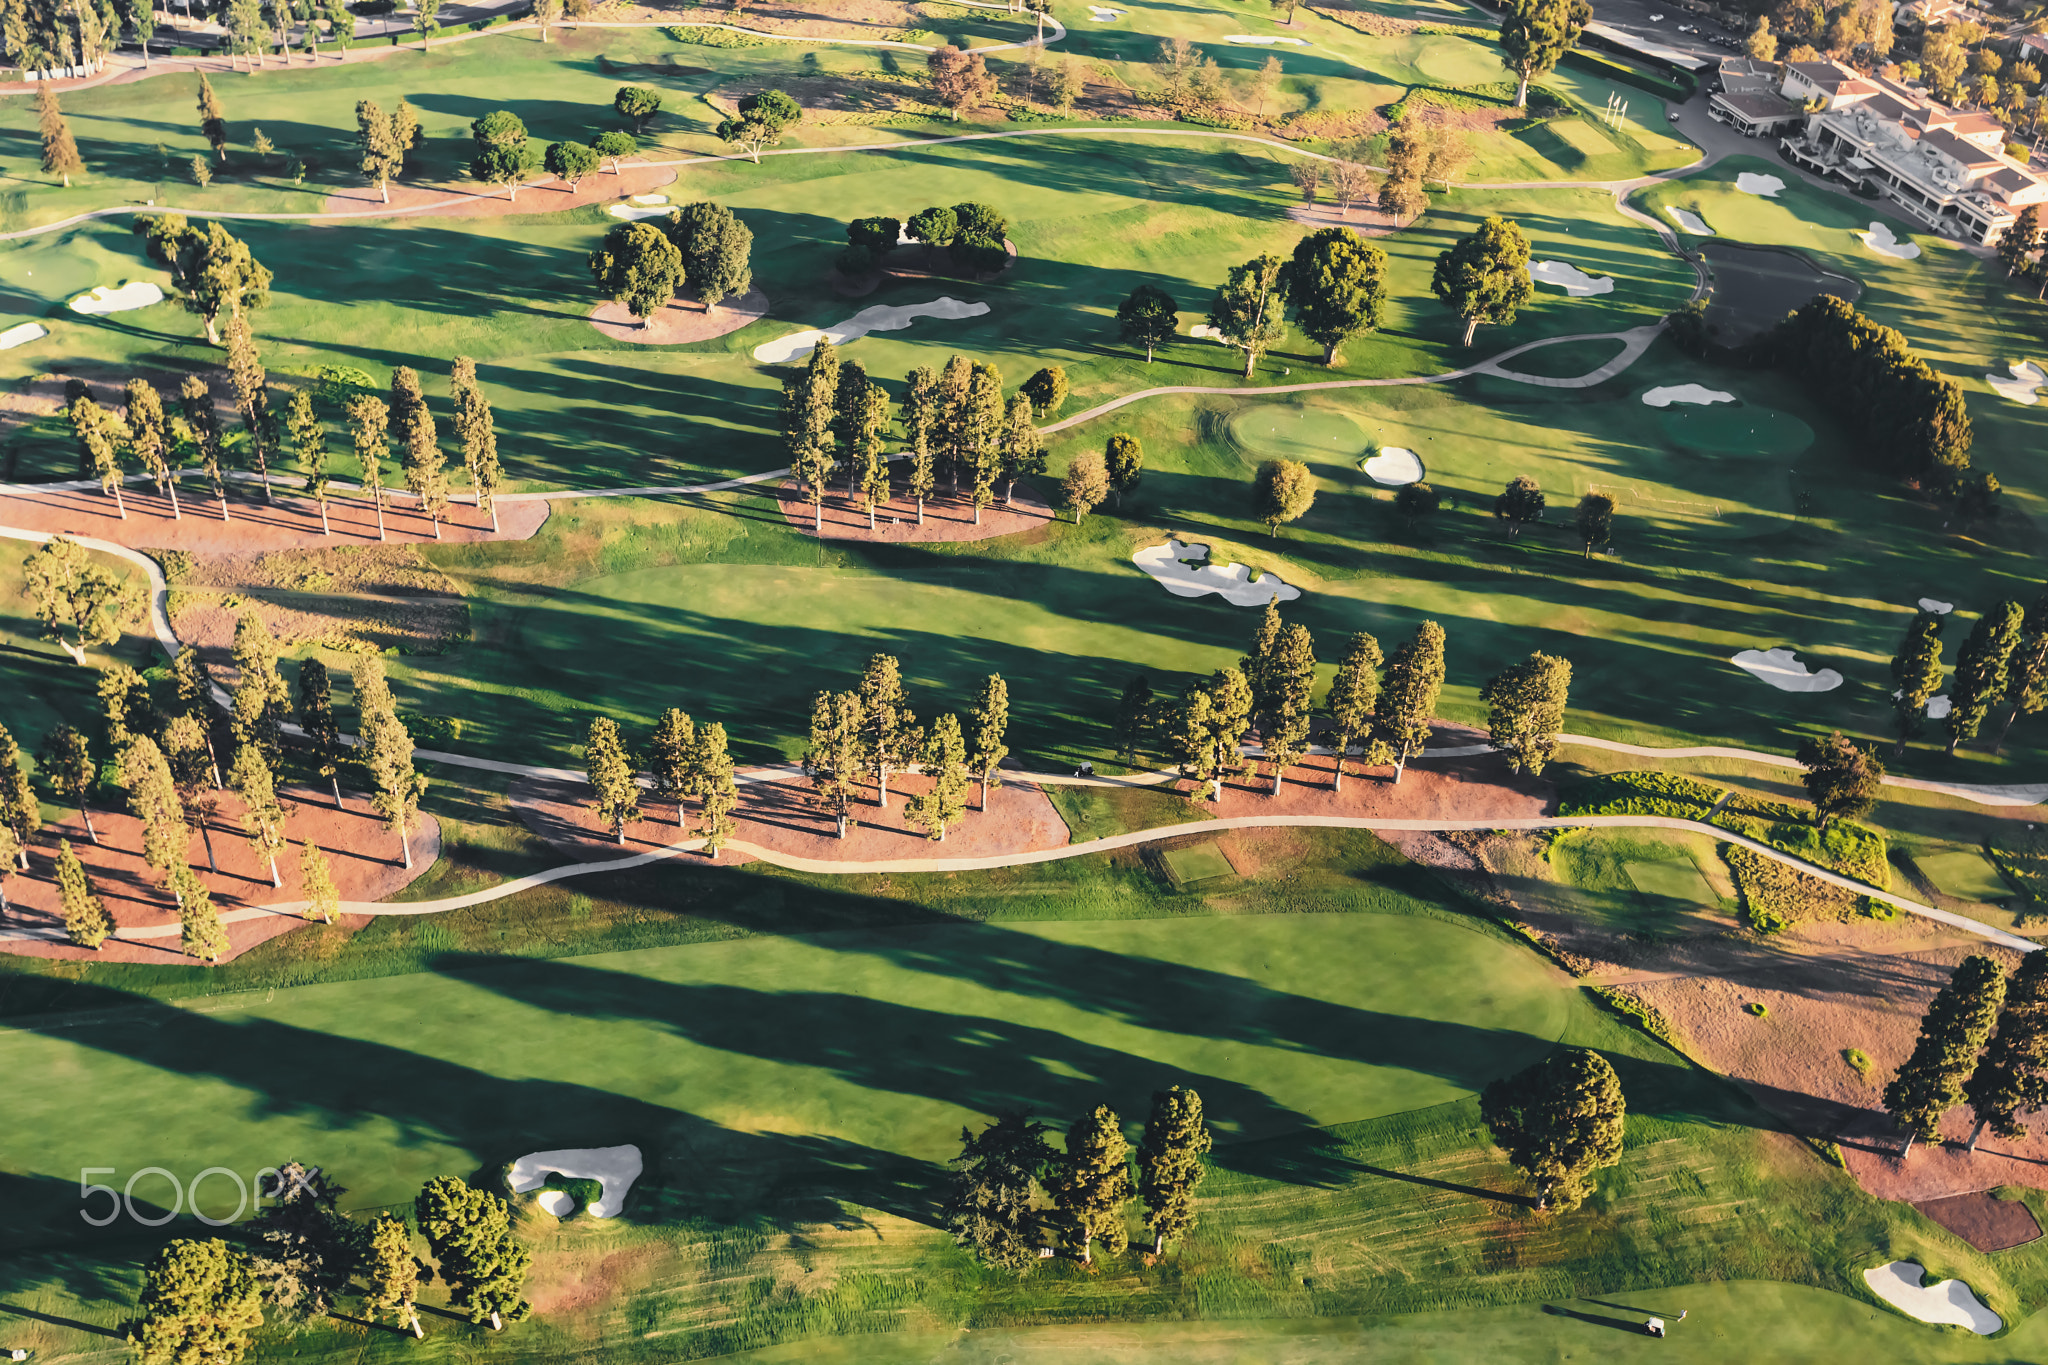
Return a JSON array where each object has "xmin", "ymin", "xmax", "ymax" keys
[{"xmin": 70, "ymin": 809, "xmax": 2040, "ymax": 954}]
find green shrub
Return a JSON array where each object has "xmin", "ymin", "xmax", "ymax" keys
[
  {"xmin": 154, "ymin": 548, "xmax": 194, "ymax": 584},
  {"xmin": 1845, "ymin": 1048, "xmax": 1872, "ymax": 1076},
  {"xmin": 1556, "ymin": 770, "xmax": 1724, "ymax": 821},
  {"xmin": 1724, "ymin": 843, "xmax": 1862, "ymax": 931},
  {"xmin": 1989, "ymin": 833, "xmax": 2048, "ymax": 922},
  {"xmin": 1809, "ymin": 1138, "xmax": 1847, "ymax": 1168},
  {"xmin": 668, "ymin": 23, "xmax": 779, "ymax": 45},
  {"xmin": 1746, "ymin": 1001, "xmax": 1769, "ymax": 1017},
  {"xmin": 1004, "ymin": 104, "xmax": 1066, "ymax": 124},
  {"xmin": 398, "ymin": 712, "xmax": 465, "ymax": 749}
]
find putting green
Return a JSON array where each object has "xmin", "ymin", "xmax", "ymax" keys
[
  {"xmin": 1661, "ymin": 406, "xmax": 1815, "ymax": 457},
  {"xmin": 0, "ymin": 915, "xmax": 1569, "ymax": 1223},
  {"xmin": 1161, "ymin": 842, "xmax": 1236, "ymax": 884},
  {"xmin": 1918, "ymin": 850, "xmax": 2013, "ymax": 902},
  {"xmin": 1625, "ymin": 858, "xmax": 1718, "ymax": 910},
  {"xmin": 1228, "ymin": 404, "xmax": 1371, "ymax": 465},
  {"xmin": 1551, "ymin": 118, "xmax": 1620, "ymax": 157}
]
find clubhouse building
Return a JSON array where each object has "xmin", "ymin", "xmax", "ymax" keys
[{"xmin": 1709, "ymin": 56, "xmax": 2048, "ymax": 245}]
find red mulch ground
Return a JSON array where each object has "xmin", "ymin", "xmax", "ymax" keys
[
  {"xmin": 0, "ymin": 481, "xmax": 549, "ymax": 552},
  {"xmin": 1200, "ymin": 730, "xmax": 1553, "ymax": 826},
  {"xmin": 512, "ymin": 767, "xmax": 1070, "ymax": 867},
  {"xmin": 1911, "ymin": 1191, "xmax": 2043, "ymax": 1251},
  {"xmin": 773, "ymin": 476, "xmax": 1056, "ymax": 544},
  {"xmin": 1, "ymin": 786, "xmax": 438, "ymax": 965},
  {"xmin": 587, "ymin": 287, "xmax": 770, "ymax": 346},
  {"xmin": 319, "ymin": 163, "xmax": 678, "ymax": 220},
  {"xmin": 1838, "ymin": 1084, "xmax": 2048, "ymax": 1203}
]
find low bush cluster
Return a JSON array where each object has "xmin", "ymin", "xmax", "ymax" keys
[
  {"xmin": 1586, "ymin": 985, "xmax": 1683, "ymax": 1052},
  {"xmin": 1556, "ymin": 770, "xmax": 1723, "ymax": 820},
  {"xmin": 668, "ymin": 24, "xmax": 779, "ymax": 45}
]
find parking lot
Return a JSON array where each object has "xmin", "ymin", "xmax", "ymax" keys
[{"xmin": 1593, "ymin": 0, "xmax": 1749, "ymax": 61}]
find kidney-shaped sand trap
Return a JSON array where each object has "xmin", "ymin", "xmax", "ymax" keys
[
  {"xmin": 1189, "ymin": 323, "xmax": 1229, "ymax": 344},
  {"xmin": 629, "ymin": 193, "xmax": 669, "ymax": 206},
  {"xmin": 1362, "ymin": 447, "xmax": 1423, "ymax": 485},
  {"xmin": 508, "ymin": 1145, "xmax": 644, "ymax": 1218},
  {"xmin": 0, "ymin": 322, "xmax": 48, "ymax": 350},
  {"xmin": 1857, "ymin": 221, "xmax": 1920, "ymax": 260},
  {"xmin": 1226, "ymin": 34, "xmax": 1308, "ymax": 43},
  {"xmin": 1642, "ymin": 383, "xmax": 1735, "ymax": 407},
  {"xmin": 1087, "ymin": 5, "xmax": 1123, "ymax": 18},
  {"xmin": 754, "ymin": 298, "xmax": 989, "ymax": 364},
  {"xmin": 1863, "ymin": 1262, "xmax": 2001, "ymax": 1334},
  {"xmin": 69, "ymin": 282, "xmax": 164, "ymax": 314},
  {"xmin": 1985, "ymin": 360, "xmax": 2046, "ymax": 404},
  {"xmin": 1918, "ymin": 597, "xmax": 1953, "ymax": 614},
  {"xmin": 606, "ymin": 203, "xmax": 669, "ymax": 221},
  {"xmin": 1735, "ymin": 171, "xmax": 1785, "ymax": 197},
  {"xmin": 1665, "ymin": 206, "xmax": 1714, "ymax": 235},
  {"xmin": 1134, "ymin": 539, "xmax": 1301, "ymax": 606},
  {"xmin": 1731, "ymin": 647, "xmax": 1842, "ymax": 693},
  {"xmin": 1529, "ymin": 261, "xmax": 1614, "ymax": 297}
]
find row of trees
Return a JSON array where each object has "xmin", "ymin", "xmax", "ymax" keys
[
  {"xmin": 943, "ymin": 1085, "xmax": 1212, "ymax": 1269},
  {"xmin": 1886, "ymin": 951, "xmax": 2048, "ymax": 1158},
  {"xmin": 1, "ymin": 611, "xmax": 423, "ymax": 954},
  {"xmin": 839, "ymin": 201, "xmax": 1010, "ymax": 278},
  {"xmin": 128, "ymin": 1167, "xmax": 532, "ymax": 1365},
  {"xmin": 66, "ymin": 344, "xmax": 505, "ymax": 537},
  {"xmin": 805, "ymin": 655, "xmax": 1010, "ymax": 841},
  {"xmin": 1116, "ymin": 216, "xmax": 1534, "ymax": 377},
  {"xmin": 581, "ymin": 709, "xmax": 739, "ymax": 855},
  {"xmin": 1886, "ymin": 594, "xmax": 2048, "ymax": 757},
  {"xmin": 782, "ymin": 344, "xmax": 1070, "ymax": 530},
  {"xmin": 1113, "ymin": 605, "xmax": 1574, "ymax": 799},
  {"xmin": 589, "ymin": 200, "xmax": 755, "ymax": 326}
]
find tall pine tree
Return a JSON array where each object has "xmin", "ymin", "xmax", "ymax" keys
[
  {"xmin": 1326, "ymin": 632, "xmax": 1387, "ymax": 791},
  {"xmin": 1890, "ymin": 610, "xmax": 1945, "ymax": 755},
  {"xmin": 1481, "ymin": 651, "xmax": 1571, "ymax": 776},
  {"xmin": 1377, "ymin": 621, "xmax": 1446, "ymax": 783},
  {"xmin": 1137, "ymin": 1086, "xmax": 1210, "ymax": 1255},
  {"xmin": 1946, "ymin": 600, "xmax": 2025, "ymax": 755},
  {"xmin": 1885, "ymin": 954, "xmax": 2008, "ymax": 1156},
  {"xmin": 1050, "ymin": 1105, "xmax": 1134, "ymax": 1264},
  {"xmin": 970, "ymin": 674, "xmax": 1008, "ymax": 811}
]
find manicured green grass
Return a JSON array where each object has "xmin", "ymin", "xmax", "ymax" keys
[
  {"xmin": 0, "ymin": 911, "xmax": 1569, "ymax": 1231},
  {"xmin": 1623, "ymin": 857, "xmax": 1718, "ymax": 910},
  {"xmin": 1159, "ymin": 841, "xmax": 1234, "ymax": 883},
  {"xmin": 1916, "ymin": 849, "xmax": 2013, "ymax": 903}
]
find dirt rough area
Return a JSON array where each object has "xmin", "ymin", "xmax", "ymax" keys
[
  {"xmin": 512, "ymin": 766, "xmax": 1070, "ymax": 866},
  {"xmin": 0, "ymin": 480, "xmax": 548, "ymax": 552},
  {"xmin": 173, "ymin": 543, "xmax": 470, "ymax": 656},
  {"xmin": 1911, "ymin": 1191, "xmax": 2043, "ymax": 1252},
  {"xmin": 588, "ymin": 286, "xmax": 770, "ymax": 345},
  {"xmin": 1288, "ymin": 201, "xmax": 1419, "ymax": 240},
  {"xmin": 774, "ymin": 476, "xmax": 1055, "ymax": 543},
  {"xmin": 319, "ymin": 163, "xmax": 678, "ymax": 220},
  {"xmin": 0, "ymin": 787, "xmax": 437, "ymax": 965}
]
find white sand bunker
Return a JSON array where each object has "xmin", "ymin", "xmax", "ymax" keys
[
  {"xmin": 1735, "ymin": 171, "xmax": 1785, "ymax": 197},
  {"xmin": 1641, "ymin": 384, "xmax": 1735, "ymax": 407},
  {"xmin": 1087, "ymin": 5, "xmax": 1123, "ymax": 18},
  {"xmin": 1362, "ymin": 447, "xmax": 1423, "ymax": 485},
  {"xmin": 1918, "ymin": 598, "xmax": 1953, "ymax": 614},
  {"xmin": 1926, "ymin": 693, "xmax": 1952, "ymax": 718},
  {"xmin": 0, "ymin": 322, "xmax": 48, "ymax": 350},
  {"xmin": 1133, "ymin": 539, "xmax": 1301, "ymax": 606},
  {"xmin": 535, "ymin": 1188, "xmax": 575, "ymax": 1217},
  {"xmin": 1863, "ymin": 1262, "xmax": 2001, "ymax": 1334},
  {"xmin": 1985, "ymin": 360, "xmax": 2046, "ymax": 404},
  {"xmin": 607, "ymin": 203, "xmax": 669, "ymax": 220},
  {"xmin": 754, "ymin": 297, "xmax": 989, "ymax": 364},
  {"xmin": 68, "ymin": 281, "xmax": 164, "ymax": 314},
  {"xmin": 1226, "ymin": 34, "xmax": 1308, "ymax": 43},
  {"xmin": 1188, "ymin": 323, "xmax": 1228, "ymax": 344},
  {"xmin": 629, "ymin": 193, "xmax": 669, "ymax": 206},
  {"xmin": 1665, "ymin": 206, "xmax": 1714, "ymax": 235},
  {"xmin": 1857, "ymin": 221, "xmax": 1920, "ymax": 260},
  {"xmin": 1529, "ymin": 261, "xmax": 1614, "ymax": 297},
  {"xmin": 507, "ymin": 1145, "xmax": 643, "ymax": 1219},
  {"xmin": 1731, "ymin": 647, "xmax": 1843, "ymax": 693}
]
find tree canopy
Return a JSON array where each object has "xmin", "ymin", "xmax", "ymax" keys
[
  {"xmin": 1286, "ymin": 227, "xmax": 1389, "ymax": 364},
  {"xmin": 1497, "ymin": 0, "xmax": 1591, "ymax": 106},
  {"xmin": 1431, "ymin": 217, "xmax": 1533, "ymax": 346},
  {"xmin": 1480, "ymin": 1047, "xmax": 1626, "ymax": 1210}
]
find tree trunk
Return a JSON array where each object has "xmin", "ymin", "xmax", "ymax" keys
[
  {"xmin": 199, "ymin": 820, "xmax": 217, "ymax": 872},
  {"xmin": 218, "ymin": 488, "xmax": 230, "ymax": 521},
  {"xmin": 1393, "ymin": 749, "xmax": 1407, "ymax": 784},
  {"xmin": 916, "ymin": 495, "xmax": 925, "ymax": 524},
  {"xmin": 973, "ymin": 501, "xmax": 981, "ymax": 525},
  {"xmin": 981, "ymin": 774, "xmax": 989, "ymax": 810},
  {"xmin": 1145, "ymin": 340, "xmax": 1155, "ymax": 363},
  {"xmin": 81, "ymin": 803, "xmax": 98, "ymax": 843},
  {"xmin": 1005, "ymin": 477, "xmax": 1015, "ymax": 506},
  {"xmin": 268, "ymin": 851, "xmax": 280, "ymax": 887},
  {"xmin": 112, "ymin": 482, "xmax": 127, "ymax": 518},
  {"xmin": 400, "ymin": 829, "xmax": 412, "ymax": 868},
  {"xmin": 878, "ymin": 763, "xmax": 889, "ymax": 808},
  {"xmin": 205, "ymin": 314, "xmax": 220, "ymax": 345},
  {"xmin": 836, "ymin": 809, "xmax": 847, "ymax": 839},
  {"xmin": 381, "ymin": 178, "xmax": 388, "ymax": 203},
  {"xmin": 1999, "ymin": 703, "xmax": 2022, "ymax": 751},
  {"xmin": 431, "ymin": 513, "xmax": 441, "ymax": 539},
  {"xmin": 1461, "ymin": 316, "xmax": 1479, "ymax": 346},
  {"xmin": 868, "ymin": 502, "xmax": 876, "ymax": 530},
  {"xmin": 1241, "ymin": 349, "xmax": 1254, "ymax": 378},
  {"xmin": 1332, "ymin": 746, "xmax": 1344, "ymax": 791},
  {"xmin": 1322, "ymin": 340, "xmax": 1336, "ymax": 364},
  {"xmin": 1901, "ymin": 1130, "xmax": 1915, "ymax": 1160},
  {"xmin": 1271, "ymin": 764, "xmax": 1283, "ymax": 793},
  {"xmin": 815, "ymin": 495, "xmax": 823, "ymax": 534},
  {"xmin": 1969, "ymin": 1116, "xmax": 1989, "ymax": 1153},
  {"xmin": 168, "ymin": 479, "xmax": 182, "ymax": 519},
  {"xmin": 616, "ymin": 816, "xmax": 625, "ymax": 845},
  {"xmin": 1515, "ymin": 72, "xmax": 1530, "ymax": 108},
  {"xmin": 490, "ymin": 1312, "xmax": 502, "ymax": 1332},
  {"xmin": 1153, "ymin": 1231, "xmax": 1162, "ymax": 1255},
  {"xmin": 332, "ymin": 775, "xmax": 343, "ymax": 808},
  {"xmin": 410, "ymin": 1312, "xmax": 423, "ymax": 1339},
  {"xmin": 319, "ymin": 500, "xmax": 330, "ymax": 535},
  {"xmin": 490, "ymin": 502, "xmax": 500, "ymax": 532},
  {"xmin": 375, "ymin": 497, "xmax": 386, "ymax": 540}
]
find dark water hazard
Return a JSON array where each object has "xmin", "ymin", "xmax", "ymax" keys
[{"xmin": 1699, "ymin": 242, "xmax": 1863, "ymax": 344}]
